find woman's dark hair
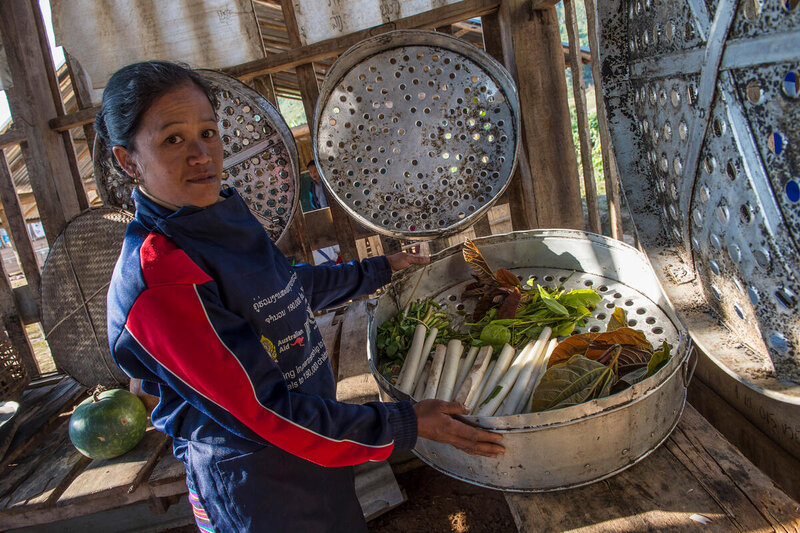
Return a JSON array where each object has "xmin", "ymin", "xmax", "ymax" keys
[{"xmin": 95, "ymin": 61, "xmax": 217, "ymax": 171}]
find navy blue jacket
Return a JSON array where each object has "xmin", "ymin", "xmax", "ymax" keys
[{"xmin": 106, "ymin": 188, "xmax": 416, "ymax": 531}]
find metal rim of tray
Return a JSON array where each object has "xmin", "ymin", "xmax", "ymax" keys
[
  {"xmin": 313, "ymin": 29, "xmax": 520, "ymax": 240},
  {"xmin": 93, "ymin": 69, "xmax": 299, "ymax": 244},
  {"xmin": 367, "ymin": 230, "xmax": 693, "ymax": 491}
]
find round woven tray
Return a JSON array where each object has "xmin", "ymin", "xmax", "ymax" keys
[{"xmin": 41, "ymin": 208, "xmax": 132, "ymax": 388}]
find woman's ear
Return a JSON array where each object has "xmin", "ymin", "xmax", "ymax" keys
[{"xmin": 111, "ymin": 145, "xmax": 138, "ymax": 179}]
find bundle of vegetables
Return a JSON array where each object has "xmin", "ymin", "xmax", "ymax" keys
[
  {"xmin": 376, "ymin": 299, "xmax": 453, "ymax": 381},
  {"xmin": 530, "ymin": 308, "xmax": 671, "ymax": 412}
]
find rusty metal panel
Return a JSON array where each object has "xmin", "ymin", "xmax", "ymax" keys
[
  {"xmin": 314, "ymin": 30, "xmax": 520, "ymax": 240},
  {"xmin": 597, "ymin": 0, "xmax": 800, "ymax": 453}
]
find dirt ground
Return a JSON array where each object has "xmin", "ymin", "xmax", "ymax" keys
[
  {"xmin": 369, "ymin": 464, "xmax": 517, "ymax": 533},
  {"xmin": 164, "ymin": 463, "xmax": 517, "ymax": 533}
]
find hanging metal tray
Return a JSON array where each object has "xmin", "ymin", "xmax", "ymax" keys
[
  {"xmin": 314, "ymin": 30, "xmax": 520, "ymax": 240},
  {"xmin": 596, "ymin": 1, "xmax": 800, "ymax": 459},
  {"xmin": 93, "ymin": 70, "xmax": 299, "ymax": 244},
  {"xmin": 368, "ymin": 231, "xmax": 693, "ymax": 491}
]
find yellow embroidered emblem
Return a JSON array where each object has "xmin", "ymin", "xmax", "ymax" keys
[{"xmin": 260, "ymin": 335, "xmax": 277, "ymax": 360}]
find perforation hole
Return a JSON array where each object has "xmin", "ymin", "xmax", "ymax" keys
[{"xmin": 746, "ymin": 81, "xmax": 762, "ymax": 104}]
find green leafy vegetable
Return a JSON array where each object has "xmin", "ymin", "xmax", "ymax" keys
[
  {"xmin": 480, "ymin": 385, "xmax": 503, "ymax": 407},
  {"xmin": 531, "ymin": 353, "xmax": 616, "ymax": 412},
  {"xmin": 479, "ymin": 324, "xmax": 512, "ymax": 346}
]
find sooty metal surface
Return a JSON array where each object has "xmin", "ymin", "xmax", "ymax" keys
[
  {"xmin": 597, "ymin": 0, "xmax": 800, "ymax": 454},
  {"xmin": 93, "ymin": 70, "xmax": 299, "ymax": 243},
  {"xmin": 314, "ymin": 30, "xmax": 520, "ymax": 240}
]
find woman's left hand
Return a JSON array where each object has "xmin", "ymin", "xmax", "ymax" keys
[{"xmin": 386, "ymin": 252, "xmax": 430, "ymax": 272}]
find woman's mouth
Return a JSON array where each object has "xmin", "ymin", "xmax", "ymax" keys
[{"xmin": 186, "ymin": 174, "xmax": 218, "ymax": 184}]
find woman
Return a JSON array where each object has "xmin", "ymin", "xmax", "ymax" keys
[{"xmin": 100, "ymin": 61, "xmax": 503, "ymax": 533}]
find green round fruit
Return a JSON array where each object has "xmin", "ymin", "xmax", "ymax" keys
[{"xmin": 69, "ymin": 389, "xmax": 147, "ymax": 459}]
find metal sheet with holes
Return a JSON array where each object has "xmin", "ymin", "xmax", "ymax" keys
[
  {"xmin": 597, "ymin": 2, "xmax": 800, "ymax": 390},
  {"xmin": 314, "ymin": 30, "xmax": 520, "ymax": 240},
  {"xmin": 93, "ymin": 70, "xmax": 299, "ymax": 243},
  {"xmin": 41, "ymin": 209, "xmax": 133, "ymax": 387}
]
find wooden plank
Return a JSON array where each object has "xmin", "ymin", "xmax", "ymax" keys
[
  {"xmin": 249, "ymin": 74, "xmax": 280, "ymax": 106},
  {"xmin": 353, "ymin": 461, "xmax": 405, "ymax": 521},
  {"xmin": 226, "ymin": 0, "xmax": 501, "ymax": 81},
  {"xmin": 483, "ymin": 2, "xmax": 583, "ymax": 230},
  {"xmin": 336, "ymin": 300, "xmax": 379, "ymax": 404},
  {"xmin": 1, "ymin": 425, "xmax": 90, "ymax": 510},
  {"xmin": 481, "ymin": 11, "xmax": 537, "ymax": 230},
  {"xmin": 689, "ymin": 377, "xmax": 800, "ymax": 502},
  {"xmin": 57, "ymin": 429, "xmax": 169, "ymax": 508},
  {"xmin": 472, "ymin": 214, "xmax": 493, "ymax": 237},
  {"xmin": 0, "ymin": 0, "xmax": 83, "ymax": 244},
  {"xmin": 64, "ymin": 52, "xmax": 98, "ymax": 160},
  {"xmin": 0, "ymin": 149, "xmax": 42, "ymax": 303},
  {"xmin": 47, "ymin": 106, "xmax": 101, "ymax": 133},
  {"xmin": 504, "ymin": 405, "xmax": 800, "ymax": 532},
  {"xmin": 148, "ymin": 450, "xmax": 186, "ymax": 488},
  {"xmin": 565, "ymin": 0, "xmax": 600, "ymax": 234},
  {"xmin": 0, "ymin": 127, "xmax": 26, "ymax": 150},
  {"xmin": 4, "ymin": 379, "xmax": 85, "ymax": 464},
  {"xmin": 583, "ymin": 0, "xmax": 624, "ymax": 239}
]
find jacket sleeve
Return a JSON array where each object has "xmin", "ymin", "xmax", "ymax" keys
[
  {"xmin": 293, "ymin": 256, "xmax": 393, "ymax": 311},
  {"xmin": 115, "ymin": 280, "xmax": 417, "ymax": 467}
]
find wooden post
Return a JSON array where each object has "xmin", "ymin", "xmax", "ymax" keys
[
  {"xmin": 379, "ymin": 236, "xmax": 402, "ymax": 256},
  {"xmin": 481, "ymin": 11, "xmax": 536, "ymax": 230},
  {"xmin": 584, "ymin": 0, "xmax": 624, "ymax": 239},
  {"xmin": 472, "ymin": 215, "xmax": 493, "ymax": 237},
  {"xmin": 281, "ymin": 2, "xmax": 361, "ymax": 262},
  {"xmin": 64, "ymin": 52, "xmax": 97, "ymax": 161},
  {"xmin": 0, "ymin": 0, "xmax": 85, "ymax": 245},
  {"xmin": 249, "ymin": 75, "xmax": 279, "ymax": 106},
  {"xmin": 482, "ymin": 1, "xmax": 584, "ymax": 230},
  {"xmin": 0, "ymin": 150, "xmax": 42, "ymax": 305},
  {"xmin": 565, "ymin": 0, "xmax": 600, "ymax": 233}
]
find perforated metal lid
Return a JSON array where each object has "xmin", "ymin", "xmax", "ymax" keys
[
  {"xmin": 597, "ymin": 1, "xmax": 800, "ymax": 395},
  {"xmin": 314, "ymin": 30, "xmax": 520, "ymax": 240},
  {"xmin": 93, "ymin": 70, "xmax": 299, "ymax": 243}
]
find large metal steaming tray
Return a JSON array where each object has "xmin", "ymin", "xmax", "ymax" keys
[
  {"xmin": 368, "ymin": 231, "xmax": 692, "ymax": 491},
  {"xmin": 596, "ymin": 0, "xmax": 800, "ymax": 459},
  {"xmin": 93, "ymin": 70, "xmax": 299, "ymax": 244},
  {"xmin": 314, "ymin": 30, "xmax": 520, "ymax": 240}
]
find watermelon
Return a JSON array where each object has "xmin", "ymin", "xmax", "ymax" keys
[{"xmin": 69, "ymin": 389, "xmax": 147, "ymax": 459}]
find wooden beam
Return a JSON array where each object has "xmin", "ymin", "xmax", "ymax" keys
[
  {"xmin": 48, "ymin": 106, "xmax": 101, "ymax": 133},
  {"xmin": 565, "ymin": 0, "xmax": 600, "ymax": 233},
  {"xmin": 584, "ymin": 0, "xmax": 624, "ymax": 239},
  {"xmin": 64, "ymin": 52, "xmax": 97, "ymax": 160},
  {"xmin": 485, "ymin": 2, "xmax": 583, "ymax": 229},
  {"xmin": 226, "ymin": 0, "xmax": 501, "ymax": 81},
  {"xmin": 281, "ymin": 1, "xmax": 361, "ymax": 263},
  {"xmin": 0, "ymin": 0, "xmax": 84, "ymax": 245},
  {"xmin": 0, "ymin": 150, "xmax": 42, "ymax": 305},
  {"xmin": 0, "ymin": 128, "xmax": 26, "ymax": 150},
  {"xmin": 481, "ymin": 10, "xmax": 537, "ymax": 229}
]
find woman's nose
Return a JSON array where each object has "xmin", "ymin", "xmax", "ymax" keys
[{"xmin": 187, "ymin": 139, "xmax": 212, "ymax": 164}]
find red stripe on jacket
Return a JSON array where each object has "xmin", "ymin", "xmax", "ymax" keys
[{"xmin": 127, "ymin": 232, "xmax": 394, "ymax": 466}]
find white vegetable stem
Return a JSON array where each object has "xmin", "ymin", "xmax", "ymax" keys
[
  {"xmin": 526, "ymin": 337, "xmax": 559, "ymax": 412},
  {"xmin": 423, "ymin": 344, "xmax": 448, "ymax": 399},
  {"xmin": 500, "ymin": 327, "xmax": 552, "ymax": 416},
  {"xmin": 412, "ymin": 361, "xmax": 431, "ymax": 400},
  {"xmin": 474, "ymin": 344, "xmax": 516, "ymax": 411},
  {"xmin": 470, "ymin": 360, "xmax": 496, "ymax": 412},
  {"xmin": 396, "ymin": 324, "xmax": 430, "ymax": 394},
  {"xmin": 410, "ymin": 328, "xmax": 439, "ymax": 393},
  {"xmin": 455, "ymin": 346, "xmax": 493, "ymax": 407},
  {"xmin": 454, "ymin": 346, "xmax": 479, "ymax": 394},
  {"xmin": 436, "ymin": 340, "xmax": 464, "ymax": 401},
  {"xmin": 477, "ymin": 342, "xmax": 536, "ymax": 417}
]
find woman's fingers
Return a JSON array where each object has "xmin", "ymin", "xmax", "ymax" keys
[{"xmin": 413, "ymin": 399, "xmax": 505, "ymax": 457}]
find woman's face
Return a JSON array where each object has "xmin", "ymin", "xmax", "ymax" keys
[{"xmin": 112, "ymin": 83, "xmax": 223, "ymax": 208}]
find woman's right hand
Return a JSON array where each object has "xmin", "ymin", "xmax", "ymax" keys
[{"xmin": 413, "ymin": 399, "xmax": 505, "ymax": 458}]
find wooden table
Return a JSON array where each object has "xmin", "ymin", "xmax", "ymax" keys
[
  {"xmin": 0, "ymin": 377, "xmax": 187, "ymax": 531},
  {"xmin": 504, "ymin": 405, "xmax": 800, "ymax": 532}
]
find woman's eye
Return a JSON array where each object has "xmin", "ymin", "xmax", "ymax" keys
[
  {"xmin": 203, "ymin": 129, "xmax": 218, "ymax": 139},
  {"xmin": 166, "ymin": 135, "xmax": 183, "ymax": 144}
]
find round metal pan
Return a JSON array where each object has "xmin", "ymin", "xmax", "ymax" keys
[
  {"xmin": 368, "ymin": 230, "xmax": 692, "ymax": 491},
  {"xmin": 314, "ymin": 30, "xmax": 520, "ymax": 240}
]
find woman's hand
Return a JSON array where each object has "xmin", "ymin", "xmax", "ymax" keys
[
  {"xmin": 413, "ymin": 399, "xmax": 504, "ymax": 458},
  {"xmin": 386, "ymin": 252, "xmax": 430, "ymax": 272}
]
